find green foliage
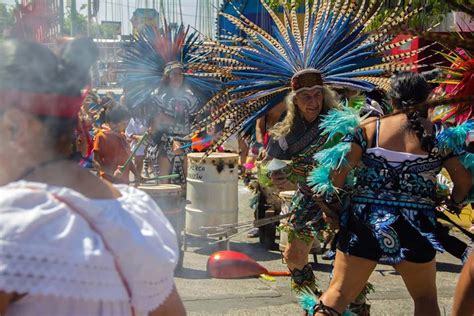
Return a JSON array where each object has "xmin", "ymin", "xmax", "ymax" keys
[
  {"xmin": 367, "ymin": 0, "xmax": 462, "ymax": 31},
  {"xmin": 63, "ymin": 9, "xmax": 118, "ymax": 39},
  {"xmin": 264, "ymin": 0, "xmax": 464, "ymax": 31},
  {"xmin": 264, "ymin": 0, "xmax": 309, "ymax": 10},
  {"xmin": 0, "ymin": 4, "xmax": 16, "ymax": 40}
]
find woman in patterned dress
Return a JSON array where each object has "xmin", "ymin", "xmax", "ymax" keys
[{"xmin": 312, "ymin": 73, "xmax": 472, "ymax": 315}]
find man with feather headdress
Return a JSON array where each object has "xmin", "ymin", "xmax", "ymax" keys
[{"xmin": 120, "ymin": 21, "xmax": 219, "ymax": 185}]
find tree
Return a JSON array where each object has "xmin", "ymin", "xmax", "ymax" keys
[
  {"xmin": 0, "ymin": 4, "xmax": 15, "ymax": 39},
  {"xmin": 263, "ymin": 0, "xmax": 467, "ymax": 31},
  {"xmin": 63, "ymin": 10, "xmax": 119, "ymax": 39}
]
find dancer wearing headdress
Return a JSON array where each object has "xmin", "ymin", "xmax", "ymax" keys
[
  {"xmin": 190, "ymin": 0, "xmax": 430, "ymax": 306},
  {"xmin": 120, "ymin": 22, "xmax": 218, "ymax": 185}
]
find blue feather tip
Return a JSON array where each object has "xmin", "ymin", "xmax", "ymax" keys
[
  {"xmin": 297, "ymin": 290, "xmax": 354, "ymax": 315},
  {"xmin": 297, "ymin": 289, "xmax": 318, "ymax": 314}
]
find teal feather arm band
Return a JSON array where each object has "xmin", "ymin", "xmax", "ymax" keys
[
  {"xmin": 319, "ymin": 106, "xmax": 365, "ymax": 141},
  {"xmin": 308, "ymin": 105, "xmax": 363, "ymax": 196},
  {"xmin": 437, "ymin": 120, "xmax": 474, "ymax": 151},
  {"xmin": 437, "ymin": 120, "xmax": 474, "ymax": 203}
]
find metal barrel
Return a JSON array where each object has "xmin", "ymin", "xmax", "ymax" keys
[{"xmin": 185, "ymin": 152, "xmax": 239, "ymax": 236}]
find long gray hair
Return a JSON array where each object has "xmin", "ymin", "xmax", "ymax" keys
[{"xmin": 270, "ymin": 87, "xmax": 340, "ymax": 138}]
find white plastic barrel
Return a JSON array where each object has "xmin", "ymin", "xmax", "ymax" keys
[{"xmin": 185, "ymin": 152, "xmax": 239, "ymax": 236}]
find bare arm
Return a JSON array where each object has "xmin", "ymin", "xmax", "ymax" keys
[
  {"xmin": 255, "ymin": 116, "xmax": 266, "ymax": 145},
  {"xmin": 149, "ymin": 287, "xmax": 186, "ymax": 316},
  {"xmin": 452, "ymin": 253, "xmax": 474, "ymax": 316},
  {"xmin": 331, "ymin": 143, "xmax": 363, "ymax": 191},
  {"xmin": 443, "ymin": 157, "xmax": 472, "ymax": 203},
  {"xmin": 0, "ymin": 292, "xmax": 13, "ymax": 315}
]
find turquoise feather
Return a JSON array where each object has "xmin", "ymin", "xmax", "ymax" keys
[
  {"xmin": 437, "ymin": 120, "xmax": 474, "ymax": 151},
  {"xmin": 314, "ymin": 142, "xmax": 352, "ymax": 170},
  {"xmin": 307, "ymin": 166, "xmax": 337, "ymax": 195},
  {"xmin": 319, "ymin": 106, "xmax": 363, "ymax": 141},
  {"xmin": 435, "ymin": 120, "xmax": 474, "ymax": 203},
  {"xmin": 297, "ymin": 292, "xmax": 317, "ymax": 314},
  {"xmin": 297, "ymin": 291, "xmax": 354, "ymax": 315}
]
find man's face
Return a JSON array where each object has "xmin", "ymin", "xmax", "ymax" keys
[
  {"xmin": 169, "ymin": 68, "xmax": 184, "ymax": 90},
  {"xmin": 294, "ymin": 88, "xmax": 323, "ymax": 122}
]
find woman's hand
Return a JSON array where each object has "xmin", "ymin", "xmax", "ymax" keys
[
  {"xmin": 172, "ymin": 141, "xmax": 184, "ymax": 155},
  {"xmin": 113, "ymin": 167, "xmax": 123, "ymax": 177}
]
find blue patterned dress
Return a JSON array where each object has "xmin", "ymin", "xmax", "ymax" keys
[{"xmin": 337, "ymin": 124, "xmax": 457, "ymax": 264}]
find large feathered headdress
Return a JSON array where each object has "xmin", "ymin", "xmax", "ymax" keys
[
  {"xmin": 191, "ymin": 0, "xmax": 429, "ymax": 152},
  {"xmin": 119, "ymin": 20, "xmax": 218, "ymax": 109}
]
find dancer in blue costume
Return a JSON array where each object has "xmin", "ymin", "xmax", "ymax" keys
[
  {"xmin": 120, "ymin": 21, "xmax": 219, "ymax": 185},
  {"xmin": 304, "ymin": 72, "xmax": 473, "ymax": 316}
]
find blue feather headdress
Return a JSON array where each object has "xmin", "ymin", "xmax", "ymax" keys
[
  {"xmin": 119, "ymin": 21, "xmax": 220, "ymax": 109},
  {"xmin": 192, "ymin": 0, "xmax": 428, "ymax": 152}
]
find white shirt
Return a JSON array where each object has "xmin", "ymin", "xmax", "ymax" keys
[
  {"xmin": 0, "ymin": 181, "xmax": 178, "ymax": 316},
  {"xmin": 125, "ymin": 118, "xmax": 147, "ymax": 156}
]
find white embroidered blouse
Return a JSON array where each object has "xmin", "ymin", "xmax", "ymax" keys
[{"xmin": 0, "ymin": 181, "xmax": 179, "ymax": 316}]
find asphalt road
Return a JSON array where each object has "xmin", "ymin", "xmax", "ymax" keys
[{"xmin": 175, "ymin": 182, "xmax": 468, "ymax": 316}]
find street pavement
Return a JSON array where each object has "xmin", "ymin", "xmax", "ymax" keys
[{"xmin": 175, "ymin": 182, "xmax": 467, "ymax": 315}]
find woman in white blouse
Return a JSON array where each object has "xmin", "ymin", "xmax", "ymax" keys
[{"xmin": 0, "ymin": 39, "xmax": 186, "ymax": 315}]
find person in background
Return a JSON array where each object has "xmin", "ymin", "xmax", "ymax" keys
[
  {"xmin": 94, "ymin": 106, "xmax": 141, "ymax": 184},
  {"xmin": 126, "ymin": 107, "xmax": 148, "ymax": 179},
  {"xmin": 0, "ymin": 38, "xmax": 185, "ymax": 316}
]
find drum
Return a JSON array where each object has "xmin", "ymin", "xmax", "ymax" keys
[
  {"xmin": 278, "ymin": 191, "xmax": 296, "ymax": 252},
  {"xmin": 278, "ymin": 190, "xmax": 321, "ymax": 254},
  {"xmin": 185, "ymin": 152, "xmax": 239, "ymax": 236},
  {"xmin": 139, "ymin": 184, "xmax": 183, "ymax": 230},
  {"xmin": 139, "ymin": 184, "xmax": 185, "ymax": 266}
]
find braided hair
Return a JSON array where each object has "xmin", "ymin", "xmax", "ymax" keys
[{"xmin": 389, "ymin": 72, "xmax": 435, "ymax": 152}]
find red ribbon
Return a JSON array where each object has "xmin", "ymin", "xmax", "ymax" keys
[{"xmin": 0, "ymin": 90, "xmax": 84, "ymax": 118}]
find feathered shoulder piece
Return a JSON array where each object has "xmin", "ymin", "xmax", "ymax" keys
[
  {"xmin": 192, "ymin": 0, "xmax": 430, "ymax": 155},
  {"xmin": 308, "ymin": 103, "xmax": 365, "ymax": 195},
  {"xmin": 436, "ymin": 120, "xmax": 474, "ymax": 151},
  {"xmin": 319, "ymin": 103, "xmax": 367, "ymax": 141},
  {"xmin": 436, "ymin": 120, "xmax": 474, "ymax": 203},
  {"xmin": 119, "ymin": 20, "xmax": 219, "ymax": 109}
]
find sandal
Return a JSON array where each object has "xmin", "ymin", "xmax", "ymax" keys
[{"xmin": 313, "ymin": 302, "xmax": 341, "ymax": 316}]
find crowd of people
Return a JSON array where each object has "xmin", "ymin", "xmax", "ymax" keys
[{"xmin": 0, "ymin": 1, "xmax": 473, "ymax": 316}]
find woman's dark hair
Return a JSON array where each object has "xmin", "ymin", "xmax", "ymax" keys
[
  {"xmin": 389, "ymin": 72, "xmax": 435, "ymax": 151},
  {"xmin": 0, "ymin": 38, "xmax": 98, "ymax": 155},
  {"xmin": 105, "ymin": 105, "xmax": 130, "ymax": 124}
]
